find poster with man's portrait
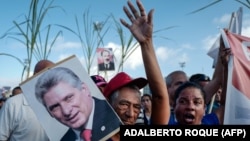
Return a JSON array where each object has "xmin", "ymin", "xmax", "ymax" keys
[
  {"xmin": 20, "ymin": 55, "xmax": 121, "ymax": 141},
  {"xmin": 97, "ymin": 48, "xmax": 115, "ymax": 71}
]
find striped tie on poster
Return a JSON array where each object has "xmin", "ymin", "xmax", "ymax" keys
[{"xmin": 221, "ymin": 29, "xmax": 250, "ymax": 124}]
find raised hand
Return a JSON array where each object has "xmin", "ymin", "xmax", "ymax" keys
[{"xmin": 120, "ymin": 0, "xmax": 154, "ymax": 43}]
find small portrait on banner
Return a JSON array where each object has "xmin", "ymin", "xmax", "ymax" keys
[{"xmin": 97, "ymin": 48, "xmax": 115, "ymax": 71}]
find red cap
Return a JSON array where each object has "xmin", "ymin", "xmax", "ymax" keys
[{"xmin": 103, "ymin": 72, "xmax": 148, "ymax": 98}]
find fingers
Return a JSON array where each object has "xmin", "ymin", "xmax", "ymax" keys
[
  {"xmin": 121, "ymin": 0, "xmax": 141, "ymax": 27},
  {"xmin": 128, "ymin": 0, "xmax": 140, "ymax": 19},
  {"xmin": 121, "ymin": 0, "xmax": 153, "ymax": 28},
  {"xmin": 220, "ymin": 48, "xmax": 231, "ymax": 57},
  {"xmin": 225, "ymin": 48, "xmax": 232, "ymax": 55},
  {"xmin": 123, "ymin": 5, "xmax": 135, "ymax": 23},
  {"xmin": 220, "ymin": 48, "xmax": 232, "ymax": 65},
  {"xmin": 126, "ymin": 0, "xmax": 147, "ymax": 21},
  {"xmin": 147, "ymin": 9, "xmax": 154, "ymax": 26},
  {"xmin": 120, "ymin": 18, "xmax": 129, "ymax": 28},
  {"xmin": 136, "ymin": 0, "xmax": 146, "ymax": 17}
]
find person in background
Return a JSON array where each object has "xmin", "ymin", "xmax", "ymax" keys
[
  {"xmin": 11, "ymin": 86, "xmax": 23, "ymax": 96},
  {"xmin": 120, "ymin": 0, "xmax": 170, "ymax": 125},
  {"xmin": 165, "ymin": 70, "xmax": 188, "ymax": 110},
  {"xmin": 33, "ymin": 60, "xmax": 54, "ymax": 75},
  {"xmin": 171, "ymin": 81, "xmax": 216, "ymax": 125},
  {"xmin": 171, "ymin": 81, "xmax": 222, "ymax": 125},
  {"xmin": 165, "ymin": 70, "xmax": 189, "ymax": 124},
  {"xmin": 189, "ymin": 73, "xmax": 211, "ymax": 88},
  {"xmin": 135, "ymin": 108, "xmax": 145, "ymax": 125},
  {"xmin": 0, "ymin": 59, "xmax": 54, "ymax": 141},
  {"xmin": 90, "ymin": 75, "xmax": 107, "ymax": 93},
  {"xmin": 207, "ymin": 86, "xmax": 222, "ymax": 114},
  {"xmin": 0, "ymin": 94, "xmax": 6, "ymax": 110},
  {"xmin": 189, "ymin": 73, "xmax": 222, "ymax": 114},
  {"xmin": 166, "ymin": 35, "xmax": 226, "ymax": 124},
  {"xmin": 104, "ymin": 72, "xmax": 148, "ymax": 126},
  {"xmin": 103, "ymin": 71, "xmax": 148, "ymax": 140},
  {"xmin": 170, "ymin": 40, "xmax": 231, "ymax": 125},
  {"xmin": 103, "ymin": 0, "xmax": 171, "ymax": 140},
  {"xmin": 141, "ymin": 93, "xmax": 152, "ymax": 125}
]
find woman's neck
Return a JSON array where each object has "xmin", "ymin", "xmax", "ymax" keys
[{"xmin": 144, "ymin": 108, "xmax": 151, "ymax": 116}]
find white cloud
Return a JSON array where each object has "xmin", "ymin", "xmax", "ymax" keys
[
  {"xmin": 156, "ymin": 46, "xmax": 183, "ymax": 62},
  {"xmin": 213, "ymin": 14, "xmax": 231, "ymax": 25},
  {"xmin": 0, "ymin": 78, "xmax": 19, "ymax": 90},
  {"xmin": 243, "ymin": 14, "xmax": 250, "ymax": 26},
  {"xmin": 202, "ymin": 34, "xmax": 220, "ymax": 51},
  {"xmin": 155, "ymin": 47, "xmax": 169, "ymax": 61},
  {"xmin": 53, "ymin": 36, "xmax": 81, "ymax": 51},
  {"xmin": 154, "ymin": 44, "xmax": 191, "ymax": 71},
  {"xmin": 182, "ymin": 43, "xmax": 194, "ymax": 50},
  {"xmin": 178, "ymin": 53, "xmax": 189, "ymax": 63},
  {"xmin": 242, "ymin": 14, "xmax": 250, "ymax": 36},
  {"xmin": 123, "ymin": 47, "xmax": 143, "ymax": 70},
  {"xmin": 106, "ymin": 42, "xmax": 120, "ymax": 49}
]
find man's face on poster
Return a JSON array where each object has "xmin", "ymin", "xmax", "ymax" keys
[
  {"xmin": 43, "ymin": 82, "xmax": 93, "ymax": 129},
  {"xmin": 102, "ymin": 50, "xmax": 111, "ymax": 64}
]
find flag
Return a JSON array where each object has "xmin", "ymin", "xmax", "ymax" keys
[
  {"xmin": 228, "ymin": 7, "xmax": 242, "ymax": 34},
  {"xmin": 207, "ymin": 7, "xmax": 243, "ymax": 68},
  {"xmin": 222, "ymin": 29, "xmax": 250, "ymax": 124}
]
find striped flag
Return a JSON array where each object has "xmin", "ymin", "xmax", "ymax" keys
[{"xmin": 222, "ymin": 29, "xmax": 250, "ymax": 124}]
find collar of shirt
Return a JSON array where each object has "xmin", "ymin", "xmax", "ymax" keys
[{"xmin": 73, "ymin": 98, "xmax": 95, "ymax": 140}]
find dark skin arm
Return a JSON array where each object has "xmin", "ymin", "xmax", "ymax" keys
[
  {"xmin": 203, "ymin": 42, "xmax": 224, "ymax": 105},
  {"xmin": 215, "ymin": 35, "xmax": 231, "ymax": 124},
  {"xmin": 120, "ymin": 0, "xmax": 170, "ymax": 124}
]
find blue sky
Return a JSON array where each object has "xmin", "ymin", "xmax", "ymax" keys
[{"xmin": 1, "ymin": 0, "xmax": 250, "ymax": 89}]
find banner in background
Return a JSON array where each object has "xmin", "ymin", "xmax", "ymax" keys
[{"xmin": 222, "ymin": 29, "xmax": 250, "ymax": 124}]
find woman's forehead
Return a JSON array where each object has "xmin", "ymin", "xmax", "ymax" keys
[{"xmin": 178, "ymin": 87, "xmax": 204, "ymax": 99}]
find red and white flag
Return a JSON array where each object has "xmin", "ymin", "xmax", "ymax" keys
[{"xmin": 222, "ymin": 29, "xmax": 250, "ymax": 124}]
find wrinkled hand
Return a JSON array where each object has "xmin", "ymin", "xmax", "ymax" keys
[{"xmin": 120, "ymin": 0, "xmax": 154, "ymax": 43}]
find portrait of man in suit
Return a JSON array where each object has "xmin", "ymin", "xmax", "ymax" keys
[
  {"xmin": 98, "ymin": 48, "xmax": 115, "ymax": 71},
  {"xmin": 35, "ymin": 66, "xmax": 121, "ymax": 141}
]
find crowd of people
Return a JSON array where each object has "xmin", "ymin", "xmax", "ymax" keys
[{"xmin": 0, "ymin": 0, "xmax": 235, "ymax": 141}]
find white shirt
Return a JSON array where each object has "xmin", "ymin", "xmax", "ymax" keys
[
  {"xmin": 0, "ymin": 94, "xmax": 49, "ymax": 141},
  {"xmin": 73, "ymin": 98, "xmax": 95, "ymax": 141}
]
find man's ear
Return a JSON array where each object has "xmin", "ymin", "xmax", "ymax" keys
[
  {"xmin": 81, "ymin": 82, "xmax": 86, "ymax": 89},
  {"xmin": 81, "ymin": 82, "xmax": 91, "ymax": 96},
  {"xmin": 81, "ymin": 82, "xmax": 87, "ymax": 92}
]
